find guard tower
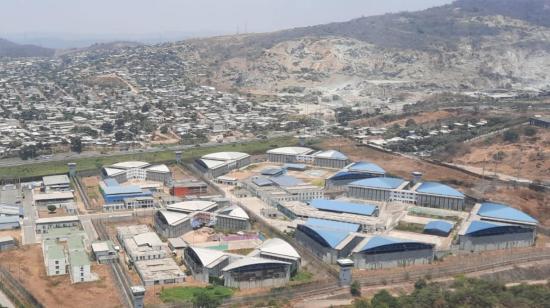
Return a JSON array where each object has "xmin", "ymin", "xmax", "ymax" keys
[
  {"xmin": 175, "ymin": 151, "xmax": 183, "ymax": 164},
  {"xmin": 336, "ymin": 258, "xmax": 354, "ymax": 286},
  {"xmin": 411, "ymin": 171, "xmax": 423, "ymax": 185},
  {"xmin": 68, "ymin": 163, "xmax": 77, "ymax": 177},
  {"xmin": 131, "ymin": 285, "xmax": 146, "ymax": 308},
  {"xmin": 299, "ymin": 136, "xmax": 306, "ymax": 147}
]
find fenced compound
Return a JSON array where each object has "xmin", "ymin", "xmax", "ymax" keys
[{"xmin": 0, "ymin": 266, "xmax": 43, "ymax": 308}]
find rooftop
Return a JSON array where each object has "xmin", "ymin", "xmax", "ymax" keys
[
  {"xmin": 345, "ymin": 162, "xmax": 385, "ymax": 174},
  {"xmin": 424, "ymin": 220, "xmax": 453, "ymax": 234},
  {"xmin": 69, "ymin": 250, "xmax": 90, "ymax": 267},
  {"xmin": 201, "ymin": 151, "xmax": 249, "ymax": 161},
  {"xmin": 166, "ymin": 200, "xmax": 217, "ymax": 213},
  {"xmin": 158, "ymin": 210, "xmax": 189, "ymax": 226},
  {"xmin": 313, "ymin": 150, "xmax": 348, "ymax": 160},
  {"xmin": 222, "ymin": 256, "xmax": 289, "ymax": 272},
  {"xmin": 33, "ymin": 191, "xmax": 74, "ymax": 201},
  {"xmin": 350, "ymin": 177, "xmax": 405, "ymax": 190},
  {"xmin": 308, "ymin": 199, "xmax": 378, "ymax": 216},
  {"xmin": 270, "ymin": 175, "xmax": 304, "ymax": 187},
  {"xmin": 416, "ymin": 182, "xmax": 464, "ymax": 198},
  {"xmin": 477, "ymin": 202, "xmax": 538, "ymax": 225},
  {"xmin": 254, "ymin": 238, "xmax": 300, "ymax": 259},
  {"xmin": 42, "ymin": 174, "xmax": 70, "ymax": 186},
  {"xmin": 267, "ymin": 146, "xmax": 314, "ymax": 156},
  {"xmin": 110, "ymin": 161, "xmax": 151, "ymax": 169}
]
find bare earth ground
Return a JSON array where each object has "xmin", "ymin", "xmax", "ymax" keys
[
  {"xmin": 451, "ymin": 129, "xmax": 550, "ymax": 182},
  {"xmin": 37, "ymin": 207, "xmax": 70, "ymax": 218},
  {"xmin": 352, "ymin": 110, "xmax": 456, "ymax": 128},
  {"xmin": 82, "ymin": 176, "xmax": 105, "ymax": 209},
  {"xmin": 0, "ymin": 245, "xmax": 121, "ymax": 308},
  {"xmin": 321, "ymin": 138, "xmax": 550, "ymax": 226}
]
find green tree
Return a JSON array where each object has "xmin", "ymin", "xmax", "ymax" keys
[
  {"xmin": 503, "ymin": 130, "xmax": 519, "ymax": 143},
  {"xmin": 70, "ymin": 136, "xmax": 83, "ymax": 153},
  {"xmin": 192, "ymin": 289, "xmax": 222, "ymax": 308},
  {"xmin": 523, "ymin": 126, "xmax": 537, "ymax": 137},
  {"xmin": 351, "ymin": 280, "xmax": 362, "ymax": 297},
  {"xmin": 100, "ymin": 121, "xmax": 114, "ymax": 134},
  {"xmin": 405, "ymin": 118, "xmax": 417, "ymax": 127},
  {"xmin": 18, "ymin": 145, "xmax": 37, "ymax": 160},
  {"xmin": 47, "ymin": 205, "xmax": 57, "ymax": 213},
  {"xmin": 353, "ymin": 298, "xmax": 371, "ymax": 308},
  {"xmin": 371, "ymin": 290, "xmax": 399, "ymax": 308}
]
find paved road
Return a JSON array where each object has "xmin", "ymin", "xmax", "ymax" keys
[
  {"xmin": 21, "ymin": 187, "xmax": 37, "ymax": 245},
  {"xmin": 0, "ymin": 132, "xmax": 293, "ymax": 168}
]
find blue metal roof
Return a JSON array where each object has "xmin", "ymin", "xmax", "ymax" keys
[
  {"xmin": 0, "ymin": 216, "xmax": 19, "ymax": 224},
  {"xmin": 309, "ymin": 199, "xmax": 378, "ymax": 216},
  {"xmin": 102, "ymin": 184, "xmax": 143, "ymax": 195},
  {"xmin": 416, "ymin": 182, "xmax": 464, "ymax": 198},
  {"xmin": 465, "ymin": 220, "xmax": 501, "ymax": 234},
  {"xmin": 464, "ymin": 220, "xmax": 531, "ymax": 237},
  {"xmin": 283, "ymin": 163, "xmax": 307, "ymax": 170},
  {"xmin": 261, "ymin": 168, "xmax": 285, "ymax": 176},
  {"xmin": 359, "ymin": 236, "xmax": 432, "ymax": 253},
  {"xmin": 347, "ymin": 162, "xmax": 385, "ymax": 174},
  {"xmin": 304, "ymin": 225, "xmax": 352, "ymax": 248},
  {"xmin": 424, "ymin": 220, "xmax": 453, "ymax": 233},
  {"xmin": 478, "ymin": 202, "xmax": 538, "ymax": 224},
  {"xmin": 252, "ymin": 177, "xmax": 273, "ymax": 187},
  {"xmin": 305, "ymin": 218, "xmax": 360, "ymax": 232},
  {"xmin": 104, "ymin": 178, "xmax": 119, "ymax": 187},
  {"xmin": 350, "ymin": 177, "xmax": 405, "ymax": 189},
  {"xmin": 315, "ymin": 150, "xmax": 348, "ymax": 160},
  {"xmin": 271, "ymin": 175, "xmax": 304, "ymax": 187}
]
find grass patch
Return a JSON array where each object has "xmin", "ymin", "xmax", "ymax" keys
[
  {"xmin": 407, "ymin": 209, "xmax": 461, "ymax": 222},
  {"xmin": 291, "ymin": 270, "xmax": 314, "ymax": 283},
  {"xmin": 160, "ymin": 285, "xmax": 233, "ymax": 304},
  {"xmin": 0, "ymin": 136, "xmax": 302, "ymax": 179},
  {"xmin": 310, "ymin": 178, "xmax": 325, "ymax": 187},
  {"xmin": 395, "ymin": 221, "xmax": 425, "ymax": 233}
]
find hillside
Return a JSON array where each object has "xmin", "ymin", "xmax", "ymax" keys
[
  {"xmin": 180, "ymin": 0, "xmax": 550, "ymax": 102},
  {"xmin": 0, "ymin": 38, "xmax": 55, "ymax": 58}
]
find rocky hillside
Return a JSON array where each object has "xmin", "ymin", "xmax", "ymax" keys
[
  {"xmin": 0, "ymin": 38, "xmax": 55, "ymax": 58},
  {"xmin": 181, "ymin": 0, "xmax": 550, "ymax": 103}
]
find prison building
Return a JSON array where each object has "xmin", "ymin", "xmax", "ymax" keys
[
  {"xmin": 0, "ymin": 204, "xmax": 24, "ymax": 217},
  {"xmin": 154, "ymin": 210, "xmax": 192, "ymax": 238},
  {"xmin": 166, "ymin": 200, "xmax": 218, "ymax": 214},
  {"xmin": 184, "ymin": 247, "xmax": 233, "ymax": 283},
  {"xmin": 116, "ymin": 225, "xmax": 168, "ymax": 262},
  {"xmin": 43, "ymin": 240, "xmax": 67, "ymax": 276},
  {"xmin": 283, "ymin": 163, "xmax": 307, "ymax": 171},
  {"xmin": 35, "ymin": 216, "xmax": 80, "ymax": 234},
  {"xmin": 351, "ymin": 236, "xmax": 435, "ymax": 269},
  {"xmin": 248, "ymin": 238, "xmax": 301, "ymax": 273},
  {"xmin": 222, "ymin": 257, "xmax": 291, "ymax": 289},
  {"xmin": 91, "ymin": 241, "xmax": 118, "ymax": 264},
  {"xmin": 458, "ymin": 202, "xmax": 538, "ymax": 252},
  {"xmin": 195, "ymin": 152, "xmax": 251, "ymax": 178},
  {"xmin": 68, "ymin": 250, "xmax": 92, "ymax": 283},
  {"xmin": 295, "ymin": 218, "xmax": 363, "ymax": 264},
  {"xmin": 134, "ymin": 258, "xmax": 185, "ymax": 286},
  {"xmin": 42, "ymin": 174, "xmax": 71, "ymax": 192},
  {"xmin": 266, "ymin": 147, "xmax": 314, "ymax": 164},
  {"xmin": 0, "ymin": 236, "xmax": 16, "ymax": 251},
  {"xmin": 413, "ymin": 182, "xmax": 465, "ymax": 211},
  {"xmin": 102, "ymin": 161, "xmax": 172, "ymax": 184},
  {"xmin": 347, "ymin": 177, "xmax": 408, "ymax": 202},
  {"xmin": 99, "ymin": 180, "xmax": 153, "ymax": 204},
  {"xmin": 423, "ymin": 220, "xmax": 454, "ymax": 237},
  {"xmin": 326, "ymin": 161, "xmax": 386, "ymax": 189},
  {"xmin": 243, "ymin": 175, "xmax": 324, "ymax": 206},
  {"xmin": 260, "ymin": 168, "xmax": 286, "ymax": 177},
  {"xmin": 215, "ymin": 207, "xmax": 251, "ymax": 232},
  {"xmin": 170, "ymin": 180, "xmax": 208, "ymax": 197},
  {"xmin": 33, "ymin": 191, "xmax": 75, "ymax": 207},
  {"xmin": 0, "ymin": 216, "xmax": 20, "ymax": 230},
  {"xmin": 311, "ymin": 150, "xmax": 350, "ymax": 169},
  {"xmin": 529, "ymin": 117, "xmax": 550, "ymax": 128},
  {"xmin": 308, "ymin": 199, "xmax": 379, "ymax": 217}
]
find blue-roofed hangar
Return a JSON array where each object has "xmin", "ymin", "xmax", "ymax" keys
[
  {"xmin": 326, "ymin": 161, "xmax": 386, "ymax": 189},
  {"xmin": 458, "ymin": 202, "xmax": 538, "ymax": 252},
  {"xmin": 351, "ymin": 236, "xmax": 435, "ymax": 269}
]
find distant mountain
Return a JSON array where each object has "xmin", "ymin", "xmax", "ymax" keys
[
  {"xmin": 180, "ymin": 0, "xmax": 550, "ymax": 99},
  {"xmin": 0, "ymin": 38, "xmax": 55, "ymax": 58}
]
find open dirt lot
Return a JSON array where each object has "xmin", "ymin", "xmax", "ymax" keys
[
  {"xmin": 82, "ymin": 176, "xmax": 105, "ymax": 209},
  {"xmin": 451, "ymin": 129, "xmax": 550, "ymax": 182},
  {"xmin": 320, "ymin": 138, "xmax": 550, "ymax": 226},
  {"xmin": 0, "ymin": 245, "xmax": 121, "ymax": 308}
]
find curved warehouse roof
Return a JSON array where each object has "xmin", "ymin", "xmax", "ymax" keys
[
  {"xmin": 103, "ymin": 167, "xmax": 127, "ymax": 177},
  {"xmin": 146, "ymin": 164, "xmax": 170, "ymax": 173},
  {"xmin": 314, "ymin": 150, "xmax": 348, "ymax": 160},
  {"xmin": 227, "ymin": 207, "xmax": 249, "ymax": 219},
  {"xmin": 202, "ymin": 152, "xmax": 249, "ymax": 161},
  {"xmin": 167, "ymin": 200, "xmax": 217, "ymax": 212},
  {"xmin": 110, "ymin": 161, "xmax": 150, "ymax": 169},
  {"xmin": 223, "ymin": 257, "xmax": 289, "ymax": 272},
  {"xmin": 298, "ymin": 218, "xmax": 360, "ymax": 249},
  {"xmin": 158, "ymin": 210, "xmax": 189, "ymax": 226},
  {"xmin": 359, "ymin": 236, "xmax": 433, "ymax": 254},
  {"xmin": 188, "ymin": 246, "xmax": 226, "ymax": 267},
  {"xmin": 308, "ymin": 199, "xmax": 378, "ymax": 216},
  {"xmin": 305, "ymin": 218, "xmax": 360, "ymax": 232},
  {"xmin": 424, "ymin": 220, "xmax": 453, "ymax": 234},
  {"xmin": 464, "ymin": 220, "xmax": 532, "ymax": 237},
  {"xmin": 350, "ymin": 177, "xmax": 405, "ymax": 190},
  {"xmin": 346, "ymin": 162, "xmax": 385, "ymax": 174},
  {"xmin": 267, "ymin": 147, "xmax": 314, "ymax": 155},
  {"xmin": 478, "ymin": 202, "xmax": 538, "ymax": 225},
  {"xmin": 416, "ymin": 182, "xmax": 464, "ymax": 198},
  {"xmin": 196, "ymin": 159, "xmax": 226, "ymax": 170},
  {"xmin": 255, "ymin": 238, "xmax": 300, "ymax": 259}
]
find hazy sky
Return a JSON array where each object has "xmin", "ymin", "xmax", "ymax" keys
[{"xmin": 2, "ymin": 0, "xmax": 453, "ymax": 37}]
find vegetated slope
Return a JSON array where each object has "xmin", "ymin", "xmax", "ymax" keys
[
  {"xmin": 182, "ymin": 0, "xmax": 550, "ymax": 99},
  {"xmin": 0, "ymin": 38, "xmax": 55, "ymax": 58}
]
